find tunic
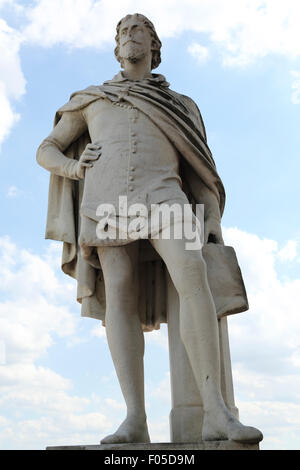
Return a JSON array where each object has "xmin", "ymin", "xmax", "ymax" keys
[
  {"xmin": 36, "ymin": 71, "xmax": 228, "ymax": 327},
  {"xmin": 78, "ymin": 89, "xmax": 194, "ymax": 255}
]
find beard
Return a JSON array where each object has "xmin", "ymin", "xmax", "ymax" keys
[{"xmin": 120, "ymin": 43, "xmax": 148, "ymax": 63}]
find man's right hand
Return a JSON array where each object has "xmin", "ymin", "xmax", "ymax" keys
[{"xmin": 76, "ymin": 142, "xmax": 102, "ymax": 179}]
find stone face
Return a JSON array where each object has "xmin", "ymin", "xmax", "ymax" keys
[
  {"xmin": 37, "ymin": 12, "xmax": 263, "ymax": 447},
  {"xmin": 46, "ymin": 441, "xmax": 259, "ymax": 451}
]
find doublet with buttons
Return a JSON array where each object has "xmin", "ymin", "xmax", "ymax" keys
[
  {"xmin": 79, "ymin": 91, "xmax": 189, "ymax": 248},
  {"xmin": 37, "ymin": 71, "xmax": 227, "ymax": 325}
]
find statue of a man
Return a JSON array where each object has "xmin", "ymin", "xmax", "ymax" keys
[{"xmin": 37, "ymin": 13, "xmax": 262, "ymax": 445}]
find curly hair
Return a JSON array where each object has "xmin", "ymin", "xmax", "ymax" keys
[{"xmin": 114, "ymin": 13, "xmax": 162, "ymax": 70}]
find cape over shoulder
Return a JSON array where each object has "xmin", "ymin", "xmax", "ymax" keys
[
  {"xmin": 172, "ymin": 92, "xmax": 208, "ymax": 143},
  {"xmin": 52, "ymin": 80, "xmax": 225, "ymax": 214},
  {"xmin": 56, "ymin": 85, "xmax": 107, "ymax": 116}
]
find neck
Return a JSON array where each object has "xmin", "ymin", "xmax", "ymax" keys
[{"xmin": 122, "ymin": 55, "xmax": 152, "ymax": 81}]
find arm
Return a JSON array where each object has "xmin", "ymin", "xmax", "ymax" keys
[
  {"xmin": 37, "ymin": 110, "xmax": 101, "ymax": 180},
  {"xmin": 200, "ymin": 186, "xmax": 224, "ymax": 245},
  {"xmin": 182, "ymin": 96, "xmax": 224, "ymax": 243},
  {"xmin": 182, "ymin": 161, "xmax": 224, "ymax": 244}
]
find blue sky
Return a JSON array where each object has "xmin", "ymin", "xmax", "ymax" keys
[{"xmin": 0, "ymin": 0, "xmax": 300, "ymax": 450}]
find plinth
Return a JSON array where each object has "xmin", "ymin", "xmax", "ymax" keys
[{"xmin": 46, "ymin": 441, "xmax": 259, "ymax": 450}]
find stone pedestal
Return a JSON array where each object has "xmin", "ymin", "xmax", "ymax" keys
[
  {"xmin": 46, "ymin": 441, "xmax": 259, "ymax": 450},
  {"xmin": 47, "ymin": 281, "xmax": 261, "ymax": 453},
  {"xmin": 167, "ymin": 273, "xmax": 239, "ymax": 442}
]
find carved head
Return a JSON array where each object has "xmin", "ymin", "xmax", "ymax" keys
[{"xmin": 114, "ymin": 13, "xmax": 162, "ymax": 70}]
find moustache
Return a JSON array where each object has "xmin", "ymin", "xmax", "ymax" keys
[{"xmin": 124, "ymin": 40, "xmax": 142, "ymax": 46}]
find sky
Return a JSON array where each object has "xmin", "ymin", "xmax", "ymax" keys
[{"xmin": 0, "ymin": 0, "xmax": 300, "ymax": 450}]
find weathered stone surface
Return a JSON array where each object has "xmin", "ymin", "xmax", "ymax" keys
[
  {"xmin": 38, "ymin": 12, "xmax": 263, "ymax": 447},
  {"xmin": 46, "ymin": 441, "xmax": 259, "ymax": 451}
]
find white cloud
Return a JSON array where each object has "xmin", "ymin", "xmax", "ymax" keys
[
  {"xmin": 0, "ymin": 237, "xmax": 79, "ymax": 364},
  {"xmin": 0, "ymin": 360, "xmax": 112, "ymax": 448},
  {"xmin": 0, "ymin": 0, "xmax": 299, "ymax": 144},
  {"xmin": 0, "ymin": 363, "xmax": 71, "ymax": 392},
  {"xmin": 0, "ymin": 231, "xmax": 171, "ymax": 447},
  {"xmin": 0, "ymin": 415, "xmax": 10, "ymax": 427},
  {"xmin": 0, "ymin": 83, "xmax": 20, "ymax": 146},
  {"xmin": 223, "ymin": 228, "xmax": 278, "ymax": 292},
  {"xmin": 0, "ymin": 235, "xmax": 113, "ymax": 449},
  {"xmin": 0, "ymin": 340, "xmax": 5, "ymax": 365},
  {"xmin": 278, "ymin": 240, "xmax": 298, "ymax": 261},
  {"xmin": 6, "ymin": 185, "xmax": 20, "ymax": 198},
  {"xmin": 0, "ymin": 0, "xmax": 15, "ymax": 9},
  {"xmin": 23, "ymin": 0, "xmax": 118, "ymax": 49},
  {"xmin": 237, "ymin": 400, "xmax": 300, "ymax": 450},
  {"xmin": 0, "ymin": 411, "xmax": 112, "ymax": 449},
  {"xmin": 223, "ymin": 227, "xmax": 300, "ymax": 449},
  {"xmin": 0, "ymin": 237, "xmax": 75, "ymax": 303},
  {"xmin": 148, "ymin": 416, "xmax": 170, "ymax": 443},
  {"xmin": 6, "ymin": 185, "xmax": 23, "ymax": 199},
  {"xmin": 20, "ymin": 0, "xmax": 300, "ymax": 67},
  {"xmin": 0, "ymin": 18, "xmax": 25, "ymax": 147},
  {"xmin": 188, "ymin": 42, "xmax": 209, "ymax": 64},
  {"xmin": 104, "ymin": 398, "xmax": 126, "ymax": 410},
  {"xmin": 224, "ymin": 228, "xmax": 300, "ymax": 359},
  {"xmin": 145, "ymin": 325, "xmax": 168, "ymax": 350},
  {"xmin": 91, "ymin": 323, "xmax": 106, "ymax": 339},
  {"xmin": 232, "ymin": 364, "xmax": 300, "ymax": 403},
  {"xmin": 149, "ymin": 372, "xmax": 171, "ymax": 404},
  {"xmin": 0, "ymin": 236, "xmax": 79, "ymax": 365}
]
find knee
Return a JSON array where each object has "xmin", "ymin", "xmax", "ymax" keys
[{"xmin": 104, "ymin": 266, "xmax": 138, "ymax": 309}]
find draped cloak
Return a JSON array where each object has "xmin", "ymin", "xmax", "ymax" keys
[{"xmin": 43, "ymin": 74, "xmax": 242, "ymax": 331}]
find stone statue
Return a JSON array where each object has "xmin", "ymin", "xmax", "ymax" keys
[{"xmin": 37, "ymin": 13, "xmax": 263, "ymax": 446}]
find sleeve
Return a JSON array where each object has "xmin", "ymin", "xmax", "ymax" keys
[
  {"xmin": 36, "ymin": 107, "xmax": 88, "ymax": 180},
  {"xmin": 182, "ymin": 159, "xmax": 222, "ymax": 221},
  {"xmin": 179, "ymin": 95, "xmax": 222, "ymax": 219},
  {"xmin": 180, "ymin": 94, "xmax": 208, "ymax": 143}
]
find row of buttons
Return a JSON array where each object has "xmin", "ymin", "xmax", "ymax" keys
[
  {"xmin": 129, "ymin": 162, "xmax": 135, "ymax": 189},
  {"xmin": 109, "ymin": 98, "xmax": 138, "ymax": 194},
  {"xmin": 112, "ymin": 101, "xmax": 133, "ymax": 109},
  {"xmin": 129, "ymin": 108, "xmax": 138, "ymax": 191}
]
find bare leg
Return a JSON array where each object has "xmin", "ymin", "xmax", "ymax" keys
[
  {"xmin": 97, "ymin": 242, "xmax": 150, "ymax": 444},
  {"xmin": 150, "ymin": 235, "xmax": 263, "ymax": 443}
]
